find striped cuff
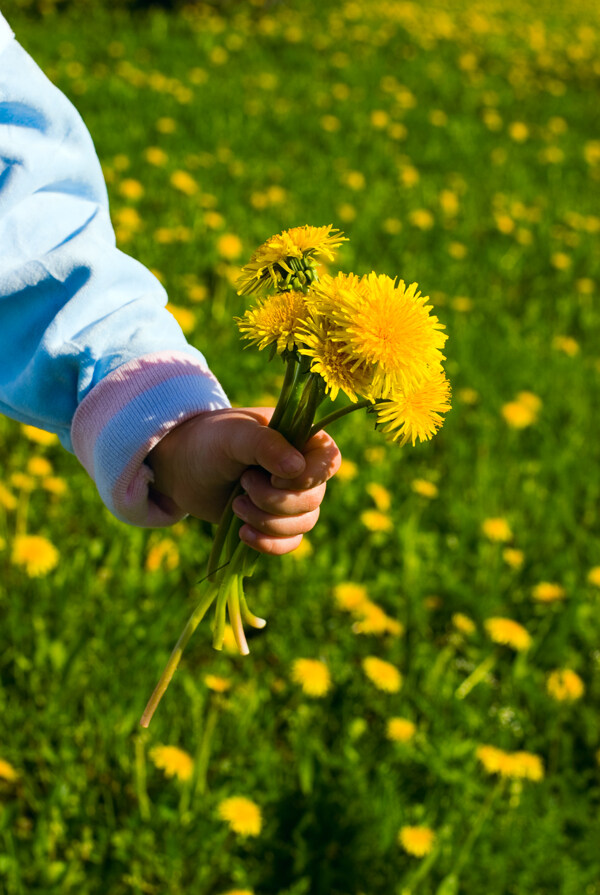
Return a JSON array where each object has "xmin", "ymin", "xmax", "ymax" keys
[{"xmin": 71, "ymin": 351, "xmax": 230, "ymax": 526}]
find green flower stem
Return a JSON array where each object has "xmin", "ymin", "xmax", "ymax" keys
[
  {"xmin": 269, "ymin": 353, "xmax": 299, "ymax": 431},
  {"xmin": 206, "ymin": 483, "xmax": 244, "ymax": 581},
  {"xmin": 454, "ymin": 651, "xmax": 497, "ymax": 700},
  {"xmin": 139, "ymin": 582, "xmax": 218, "ymax": 728},
  {"xmin": 286, "ymin": 374, "xmax": 325, "ymax": 448},
  {"xmin": 228, "ymin": 568, "xmax": 249, "ymax": 655},
  {"xmin": 195, "ymin": 699, "xmax": 219, "ymax": 797},
  {"xmin": 308, "ymin": 398, "xmax": 374, "ymax": 440}
]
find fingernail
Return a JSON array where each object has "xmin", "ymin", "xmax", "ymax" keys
[
  {"xmin": 280, "ymin": 454, "xmax": 304, "ymax": 475},
  {"xmin": 241, "ymin": 526, "xmax": 256, "ymax": 543}
]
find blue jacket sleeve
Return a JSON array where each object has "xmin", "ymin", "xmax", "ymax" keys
[{"xmin": 0, "ymin": 17, "xmax": 230, "ymax": 525}]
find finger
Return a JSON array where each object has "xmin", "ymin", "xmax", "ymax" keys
[
  {"xmin": 239, "ymin": 527, "xmax": 305, "ymax": 556},
  {"xmin": 223, "ymin": 415, "xmax": 306, "ymax": 479},
  {"xmin": 233, "ymin": 495, "xmax": 320, "ymax": 536},
  {"xmin": 239, "ymin": 468, "xmax": 326, "ymax": 516},
  {"xmin": 270, "ymin": 429, "xmax": 342, "ymax": 490}
]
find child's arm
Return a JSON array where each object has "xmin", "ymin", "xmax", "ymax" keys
[{"xmin": 0, "ymin": 17, "xmax": 340, "ymax": 548}]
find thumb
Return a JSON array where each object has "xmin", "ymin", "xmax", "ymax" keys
[{"xmin": 224, "ymin": 418, "xmax": 306, "ymax": 479}]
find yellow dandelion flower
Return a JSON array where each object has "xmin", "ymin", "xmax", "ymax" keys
[
  {"xmin": 236, "ymin": 292, "xmax": 309, "ymax": 355},
  {"xmin": 547, "ymin": 669, "xmax": 584, "ymax": 702},
  {"xmin": 290, "ymin": 536, "xmax": 313, "ymax": 560},
  {"xmin": 167, "ymin": 304, "xmax": 196, "ymax": 335},
  {"xmin": 218, "ymin": 234, "xmax": 243, "ymax": 260},
  {"xmin": 458, "ymin": 387, "xmax": 478, "ymax": 404},
  {"xmin": 507, "ymin": 751, "xmax": 544, "ymax": 781},
  {"xmin": 503, "ymin": 548, "xmax": 524, "ymax": 568},
  {"xmin": 146, "ymin": 538, "xmax": 179, "ymax": 573},
  {"xmin": 352, "ymin": 600, "xmax": 403, "ymax": 636},
  {"xmin": 325, "ymin": 272, "xmax": 447, "ymax": 395},
  {"xmin": 114, "ymin": 207, "xmax": 142, "ymax": 231},
  {"xmin": 387, "ymin": 718, "xmax": 416, "ymax": 742},
  {"xmin": 145, "ymin": 146, "xmax": 168, "ymax": 166},
  {"xmin": 118, "ymin": 178, "xmax": 144, "ymax": 200},
  {"xmin": 398, "ymin": 826, "xmax": 435, "ymax": 857},
  {"xmin": 509, "ymin": 122, "xmax": 529, "ymax": 142},
  {"xmin": 502, "ymin": 400, "xmax": 537, "ymax": 428},
  {"xmin": 156, "ymin": 116, "xmax": 177, "ymax": 133},
  {"xmin": 375, "ymin": 371, "xmax": 451, "ymax": 446},
  {"xmin": 409, "ymin": 209, "xmax": 435, "ymax": 230},
  {"xmin": 334, "ymin": 582, "xmax": 369, "ymax": 612},
  {"xmin": 21, "ymin": 425, "xmax": 58, "ymax": 446},
  {"xmin": 361, "ymin": 509, "xmax": 393, "ymax": 532},
  {"xmin": 0, "ymin": 536, "xmax": 5, "ymax": 551},
  {"xmin": 551, "ymin": 252, "xmax": 571, "ymax": 270},
  {"xmin": 362, "ymin": 656, "xmax": 402, "ymax": 693},
  {"xmin": 587, "ymin": 567, "xmax": 600, "ymax": 587},
  {"xmin": 170, "ymin": 170, "xmax": 198, "ymax": 196},
  {"xmin": 0, "ymin": 483, "xmax": 17, "ymax": 511},
  {"xmin": 12, "ymin": 535, "xmax": 59, "ymax": 578},
  {"xmin": 291, "ymin": 659, "xmax": 331, "ymax": 697},
  {"xmin": 27, "ymin": 457, "xmax": 53, "ymax": 477},
  {"xmin": 336, "ymin": 458, "xmax": 358, "ymax": 481},
  {"xmin": 411, "ymin": 479, "xmax": 438, "ymax": 498},
  {"xmin": 452, "ymin": 613, "xmax": 476, "ymax": 635},
  {"xmin": 476, "ymin": 744, "xmax": 507, "ymax": 775},
  {"xmin": 482, "ymin": 517, "xmax": 512, "ymax": 542},
  {"xmin": 218, "ymin": 797, "xmax": 262, "ymax": 836},
  {"xmin": 299, "ymin": 314, "xmax": 374, "ymax": 403},
  {"xmin": 220, "ymin": 890, "xmax": 254, "ymax": 895},
  {"xmin": 149, "ymin": 745, "xmax": 193, "ymax": 782},
  {"xmin": 204, "ymin": 674, "xmax": 231, "ymax": 693},
  {"xmin": 11, "ymin": 472, "xmax": 35, "ymax": 492},
  {"xmin": 345, "ymin": 170, "xmax": 366, "ymax": 190},
  {"xmin": 0, "ymin": 759, "xmax": 18, "ymax": 781},
  {"xmin": 485, "ymin": 617, "xmax": 531, "ymax": 651},
  {"xmin": 236, "ymin": 225, "xmax": 346, "ymax": 296},
  {"xmin": 553, "ymin": 336, "xmax": 579, "ymax": 356},
  {"xmin": 532, "ymin": 582, "xmax": 566, "ymax": 603},
  {"xmin": 366, "ymin": 482, "xmax": 392, "ymax": 511}
]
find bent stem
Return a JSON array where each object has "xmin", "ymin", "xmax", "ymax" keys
[
  {"xmin": 140, "ymin": 582, "xmax": 218, "ymax": 728},
  {"xmin": 308, "ymin": 398, "xmax": 374, "ymax": 440},
  {"xmin": 455, "ymin": 651, "xmax": 497, "ymax": 700}
]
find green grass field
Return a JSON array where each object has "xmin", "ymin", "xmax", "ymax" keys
[{"xmin": 1, "ymin": 0, "xmax": 600, "ymax": 892}]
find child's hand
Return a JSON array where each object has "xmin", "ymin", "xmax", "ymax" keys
[{"xmin": 147, "ymin": 407, "xmax": 341, "ymax": 555}]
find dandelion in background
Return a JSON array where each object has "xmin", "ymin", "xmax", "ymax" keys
[
  {"xmin": 360, "ymin": 509, "xmax": 393, "ymax": 532},
  {"xmin": 588, "ymin": 567, "xmax": 600, "ymax": 587},
  {"xmin": 387, "ymin": 718, "xmax": 416, "ymax": 743},
  {"xmin": 204, "ymin": 675, "xmax": 231, "ymax": 693},
  {"xmin": 452, "ymin": 613, "xmax": 476, "ymax": 636},
  {"xmin": 0, "ymin": 759, "xmax": 18, "ymax": 782},
  {"xmin": 362, "ymin": 656, "xmax": 402, "ymax": 693},
  {"xmin": 11, "ymin": 535, "xmax": 59, "ymax": 578},
  {"xmin": 27, "ymin": 457, "xmax": 52, "ymax": 477},
  {"xmin": 146, "ymin": 538, "xmax": 180, "ymax": 573},
  {"xmin": 411, "ymin": 479, "xmax": 438, "ymax": 498},
  {"xmin": 502, "ymin": 548, "xmax": 524, "ymax": 568},
  {"xmin": 477, "ymin": 745, "xmax": 544, "ymax": 781},
  {"xmin": 21, "ymin": 424, "xmax": 58, "ymax": 446},
  {"xmin": 0, "ymin": 483, "xmax": 17, "ymax": 511},
  {"xmin": 334, "ymin": 582, "xmax": 369, "ymax": 612},
  {"xmin": 484, "ymin": 617, "xmax": 532, "ymax": 651},
  {"xmin": 547, "ymin": 669, "xmax": 584, "ymax": 701},
  {"xmin": 366, "ymin": 482, "xmax": 392, "ymax": 512},
  {"xmin": 149, "ymin": 745, "xmax": 194, "ymax": 782},
  {"xmin": 398, "ymin": 825, "xmax": 436, "ymax": 856},
  {"xmin": 532, "ymin": 582, "xmax": 566, "ymax": 603},
  {"xmin": 218, "ymin": 797, "xmax": 262, "ymax": 837},
  {"xmin": 482, "ymin": 517, "xmax": 512, "ymax": 542},
  {"xmin": 291, "ymin": 659, "xmax": 331, "ymax": 697}
]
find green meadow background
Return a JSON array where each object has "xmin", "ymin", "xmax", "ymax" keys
[{"xmin": 1, "ymin": 0, "xmax": 600, "ymax": 892}]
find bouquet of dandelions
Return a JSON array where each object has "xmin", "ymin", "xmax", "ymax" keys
[{"xmin": 140, "ymin": 224, "xmax": 451, "ymax": 727}]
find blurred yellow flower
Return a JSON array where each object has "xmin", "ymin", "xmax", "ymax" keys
[
  {"xmin": 452, "ymin": 613, "xmax": 476, "ymax": 635},
  {"xmin": 387, "ymin": 718, "xmax": 416, "ymax": 742},
  {"xmin": 588, "ymin": 567, "xmax": 600, "ymax": 587},
  {"xmin": 360, "ymin": 510, "xmax": 393, "ymax": 532},
  {"xmin": 290, "ymin": 536, "xmax": 313, "ymax": 560},
  {"xmin": 291, "ymin": 659, "xmax": 331, "ymax": 697},
  {"xmin": 42, "ymin": 476, "xmax": 68, "ymax": 496},
  {"xmin": 503, "ymin": 548, "xmax": 524, "ymax": 568},
  {"xmin": 532, "ymin": 582, "xmax": 566, "ymax": 603},
  {"xmin": 144, "ymin": 146, "xmax": 168, "ymax": 166},
  {"xmin": 0, "ymin": 759, "xmax": 18, "ymax": 781},
  {"xmin": 345, "ymin": 170, "xmax": 366, "ymax": 190},
  {"xmin": 547, "ymin": 669, "xmax": 584, "ymax": 702},
  {"xmin": 167, "ymin": 304, "xmax": 196, "ymax": 335},
  {"xmin": 11, "ymin": 473, "xmax": 35, "ymax": 492},
  {"xmin": 118, "ymin": 178, "xmax": 144, "ymax": 200},
  {"xmin": 551, "ymin": 252, "xmax": 571, "ymax": 270},
  {"xmin": 502, "ymin": 401, "xmax": 537, "ymax": 428},
  {"xmin": 170, "ymin": 170, "xmax": 198, "ymax": 195},
  {"xmin": 12, "ymin": 535, "xmax": 59, "ymax": 578},
  {"xmin": 0, "ymin": 483, "xmax": 17, "ymax": 511},
  {"xmin": 204, "ymin": 675, "xmax": 231, "ymax": 693},
  {"xmin": 218, "ymin": 797, "xmax": 262, "ymax": 836},
  {"xmin": 21, "ymin": 425, "xmax": 58, "ymax": 446},
  {"xmin": 552, "ymin": 336, "xmax": 579, "ymax": 356},
  {"xmin": 146, "ymin": 539, "xmax": 179, "ymax": 573},
  {"xmin": 149, "ymin": 745, "xmax": 194, "ymax": 782},
  {"xmin": 409, "ymin": 209, "xmax": 435, "ymax": 230},
  {"xmin": 366, "ymin": 482, "xmax": 391, "ymax": 511},
  {"xmin": 398, "ymin": 826, "xmax": 435, "ymax": 857},
  {"xmin": 477, "ymin": 745, "xmax": 543, "ymax": 781},
  {"xmin": 220, "ymin": 890, "xmax": 253, "ymax": 895},
  {"xmin": 482, "ymin": 517, "xmax": 512, "ymax": 542},
  {"xmin": 156, "ymin": 116, "xmax": 177, "ymax": 133},
  {"xmin": 334, "ymin": 582, "xmax": 369, "ymax": 612},
  {"xmin": 485, "ymin": 617, "xmax": 531, "ymax": 651},
  {"xmin": 509, "ymin": 122, "xmax": 529, "ymax": 141},
  {"xmin": 458, "ymin": 387, "xmax": 478, "ymax": 404},
  {"xmin": 27, "ymin": 457, "xmax": 53, "ymax": 477},
  {"xmin": 352, "ymin": 600, "xmax": 403, "ymax": 637},
  {"xmin": 411, "ymin": 479, "xmax": 438, "ymax": 499},
  {"xmin": 336, "ymin": 458, "xmax": 358, "ymax": 481},
  {"xmin": 362, "ymin": 656, "xmax": 402, "ymax": 693},
  {"xmin": 218, "ymin": 234, "xmax": 243, "ymax": 260}
]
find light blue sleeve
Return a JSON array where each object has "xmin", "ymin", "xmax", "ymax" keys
[{"xmin": 0, "ymin": 22, "xmax": 229, "ymax": 457}]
